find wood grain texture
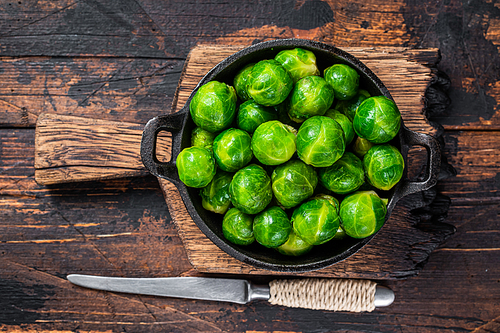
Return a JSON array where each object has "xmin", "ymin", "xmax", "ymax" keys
[
  {"xmin": 1, "ymin": 129, "xmax": 192, "ymax": 279},
  {"xmin": 402, "ymin": 0, "xmax": 500, "ymax": 131},
  {"xmin": 34, "ymin": 114, "xmax": 171, "ymax": 185},
  {"xmin": 439, "ymin": 131, "xmax": 500, "ymax": 201},
  {"xmin": 1, "ymin": 0, "xmax": 500, "ymax": 331},
  {"xmin": 472, "ymin": 315, "xmax": 500, "ymax": 333},
  {"xmin": 0, "ymin": 56, "xmax": 183, "ymax": 127}
]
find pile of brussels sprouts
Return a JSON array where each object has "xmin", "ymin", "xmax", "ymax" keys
[{"xmin": 176, "ymin": 47, "xmax": 404, "ymax": 256}]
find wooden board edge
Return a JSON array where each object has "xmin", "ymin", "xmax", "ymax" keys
[
  {"xmin": 35, "ymin": 167, "xmax": 149, "ymax": 186},
  {"xmin": 35, "ymin": 113, "xmax": 144, "ymax": 130},
  {"xmin": 170, "ymin": 48, "xmax": 196, "ymax": 115}
]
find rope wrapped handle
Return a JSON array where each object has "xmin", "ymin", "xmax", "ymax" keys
[{"xmin": 269, "ymin": 278, "xmax": 377, "ymax": 312}]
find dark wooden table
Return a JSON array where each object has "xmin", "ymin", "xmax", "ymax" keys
[{"xmin": 1, "ymin": 1, "xmax": 499, "ymax": 332}]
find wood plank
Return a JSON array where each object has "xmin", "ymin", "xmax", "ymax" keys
[
  {"xmin": 472, "ymin": 315, "xmax": 500, "ymax": 333},
  {"xmin": 2, "ymin": 248, "xmax": 492, "ymax": 333},
  {"xmin": 0, "ymin": 0, "xmax": 411, "ymax": 58},
  {"xmin": 0, "ymin": 0, "xmax": 174, "ymax": 59},
  {"xmin": 439, "ymin": 131, "xmax": 500, "ymax": 201},
  {"xmin": 0, "ymin": 259, "xmax": 220, "ymax": 333},
  {"xmin": 400, "ymin": 0, "xmax": 500, "ymax": 130},
  {"xmin": 328, "ymin": 0, "xmax": 410, "ymax": 47},
  {"xmin": 34, "ymin": 114, "xmax": 171, "ymax": 185},
  {"xmin": 0, "ymin": 57, "xmax": 183, "ymax": 127}
]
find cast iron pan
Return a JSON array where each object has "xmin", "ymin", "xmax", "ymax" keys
[{"xmin": 140, "ymin": 39, "xmax": 441, "ymax": 272}]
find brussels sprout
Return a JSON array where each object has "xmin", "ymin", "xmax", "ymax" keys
[
  {"xmin": 190, "ymin": 81, "xmax": 237, "ymax": 133},
  {"xmin": 176, "ymin": 146, "xmax": 216, "ymax": 188},
  {"xmin": 324, "ymin": 64, "xmax": 360, "ymax": 101},
  {"xmin": 319, "ymin": 152, "xmax": 365, "ymax": 195},
  {"xmin": 339, "ymin": 191, "xmax": 387, "ymax": 238},
  {"xmin": 276, "ymin": 229, "xmax": 313, "ymax": 256},
  {"xmin": 229, "ymin": 164, "xmax": 272, "ymax": 214},
  {"xmin": 288, "ymin": 76, "xmax": 335, "ymax": 123},
  {"xmin": 222, "ymin": 208, "xmax": 255, "ymax": 245},
  {"xmin": 237, "ymin": 100, "xmax": 278, "ymax": 133},
  {"xmin": 252, "ymin": 120, "xmax": 297, "ymax": 165},
  {"xmin": 353, "ymin": 137, "xmax": 375, "ymax": 158},
  {"xmin": 253, "ymin": 206, "xmax": 292, "ymax": 248},
  {"xmin": 213, "ymin": 128, "xmax": 253, "ymax": 172},
  {"xmin": 200, "ymin": 171, "xmax": 233, "ymax": 214},
  {"xmin": 296, "ymin": 116, "xmax": 345, "ymax": 167},
  {"xmin": 247, "ymin": 60, "xmax": 294, "ymax": 106},
  {"xmin": 292, "ymin": 197, "xmax": 341, "ymax": 245},
  {"xmin": 364, "ymin": 144, "xmax": 405, "ymax": 191},
  {"xmin": 271, "ymin": 160, "xmax": 318, "ymax": 209},
  {"xmin": 191, "ymin": 127, "xmax": 217, "ymax": 153},
  {"xmin": 324, "ymin": 109, "xmax": 355, "ymax": 145},
  {"xmin": 335, "ymin": 89, "xmax": 371, "ymax": 122},
  {"xmin": 353, "ymin": 96, "xmax": 401, "ymax": 144},
  {"xmin": 233, "ymin": 63, "xmax": 255, "ymax": 101},
  {"xmin": 274, "ymin": 48, "xmax": 320, "ymax": 83},
  {"xmin": 313, "ymin": 194, "xmax": 340, "ymax": 212}
]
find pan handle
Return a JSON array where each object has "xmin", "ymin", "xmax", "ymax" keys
[
  {"xmin": 140, "ymin": 112, "xmax": 186, "ymax": 182},
  {"xmin": 395, "ymin": 127, "xmax": 442, "ymax": 199}
]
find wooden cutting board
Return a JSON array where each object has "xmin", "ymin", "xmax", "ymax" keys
[{"xmin": 35, "ymin": 45, "xmax": 455, "ymax": 279}]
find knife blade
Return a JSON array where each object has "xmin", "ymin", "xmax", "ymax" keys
[
  {"xmin": 68, "ymin": 274, "xmax": 268, "ymax": 304},
  {"xmin": 68, "ymin": 274, "xmax": 394, "ymax": 311}
]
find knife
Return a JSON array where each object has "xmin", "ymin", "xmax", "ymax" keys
[{"xmin": 68, "ymin": 274, "xmax": 394, "ymax": 312}]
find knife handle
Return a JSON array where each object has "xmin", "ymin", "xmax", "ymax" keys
[{"xmin": 268, "ymin": 278, "xmax": 391, "ymax": 312}]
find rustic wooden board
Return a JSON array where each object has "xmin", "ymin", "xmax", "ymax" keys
[
  {"xmin": 159, "ymin": 44, "xmax": 453, "ymax": 278},
  {"xmin": 32, "ymin": 45, "xmax": 453, "ymax": 278},
  {"xmin": 34, "ymin": 114, "xmax": 171, "ymax": 185}
]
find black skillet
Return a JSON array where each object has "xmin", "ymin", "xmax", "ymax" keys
[{"xmin": 140, "ymin": 39, "xmax": 441, "ymax": 272}]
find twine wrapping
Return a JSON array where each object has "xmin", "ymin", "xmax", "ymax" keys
[{"xmin": 268, "ymin": 278, "xmax": 377, "ymax": 312}]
